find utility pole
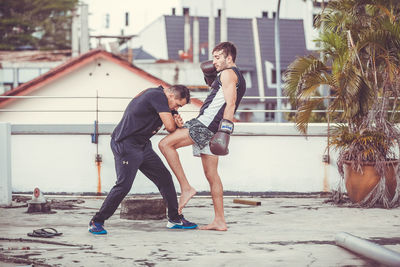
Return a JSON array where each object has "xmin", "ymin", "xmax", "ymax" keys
[{"xmin": 274, "ymin": 0, "xmax": 282, "ymax": 122}]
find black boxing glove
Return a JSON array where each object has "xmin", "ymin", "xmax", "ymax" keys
[
  {"xmin": 209, "ymin": 119, "xmax": 234, "ymax": 156},
  {"xmin": 200, "ymin": 60, "xmax": 217, "ymax": 87}
]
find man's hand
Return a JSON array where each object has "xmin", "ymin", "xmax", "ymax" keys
[
  {"xmin": 209, "ymin": 119, "xmax": 234, "ymax": 156},
  {"xmin": 174, "ymin": 114, "xmax": 184, "ymax": 128}
]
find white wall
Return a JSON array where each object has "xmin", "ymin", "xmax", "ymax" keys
[
  {"xmin": 9, "ymin": 123, "xmax": 341, "ymax": 194},
  {"xmin": 134, "ymin": 16, "xmax": 169, "ymax": 60},
  {"xmin": 135, "ymin": 62, "xmax": 205, "ymax": 86}
]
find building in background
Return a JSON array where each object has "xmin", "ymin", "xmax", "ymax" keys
[
  {"xmin": 133, "ymin": 15, "xmax": 310, "ymax": 122},
  {"xmin": 0, "ymin": 49, "xmax": 201, "ymax": 124},
  {"xmin": 0, "ymin": 50, "xmax": 71, "ymax": 93}
]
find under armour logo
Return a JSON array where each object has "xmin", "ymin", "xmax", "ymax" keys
[{"xmin": 122, "ymin": 161, "xmax": 129, "ymax": 165}]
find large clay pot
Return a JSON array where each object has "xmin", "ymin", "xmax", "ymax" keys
[{"xmin": 344, "ymin": 160, "xmax": 398, "ymax": 203}]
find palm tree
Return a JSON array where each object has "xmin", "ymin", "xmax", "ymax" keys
[{"xmin": 284, "ymin": 0, "xmax": 400, "ymax": 208}]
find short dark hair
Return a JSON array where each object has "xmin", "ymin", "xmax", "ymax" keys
[
  {"xmin": 212, "ymin": 42, "xmax": 237, "ymax": 62},
  {"xmin": 169, "ymin": 84, "xmax": 191, "ymax": 104}
]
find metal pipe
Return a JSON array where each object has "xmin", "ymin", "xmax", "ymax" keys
[
  {"xmin": 80, "ymin": 4, "xmax": 89, "ymax": 54},
  {"xmin": 251, "ymin": 18, "xmax": 265, "ymax": 102},
  {"xmin": 335, "ymin": 232, "xmax": 400, "ymax": 267},
  {"xmin": 208, "ymin": 0, "xmax": 215, "ymax": 59},
  {"xmin": 220, "ymin": 0, "xmax": 227, "ymax": 42},
  {"xmin": 274, "ymin": 0, "xmax": 282, "ymax": 122},
  {"xmin": 193, "ymin": 16, "xmax": 200, "ymax": 63},
  {"xmin": 184, "ymin": 12, "xmax": 191, "ymax": 58}
]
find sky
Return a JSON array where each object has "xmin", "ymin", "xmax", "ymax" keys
[{"xmin": 81, "ymin": 0, "xmax": 180, "ymax": 35}]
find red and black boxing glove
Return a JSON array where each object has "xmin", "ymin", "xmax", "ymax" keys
[
  {"xmin": 200, "ymin": 60, "xmax": 217, "ymax": 87},
  {"xmin": 209, "ymin": 119, "xmax": 234, "ymax": 156}
]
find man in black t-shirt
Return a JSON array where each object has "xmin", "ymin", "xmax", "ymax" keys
[{"xmin": 89, "ymin": 85, "xmax": 197, "ymax": 235}]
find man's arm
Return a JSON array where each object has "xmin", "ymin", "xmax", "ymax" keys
[
  {"xmin": 159, "ymin": 112, "xmax": 178, "ymax": 133},
  {"xmin": 220, "ymin": 69, "xmax": 238, "ymax": 121}
]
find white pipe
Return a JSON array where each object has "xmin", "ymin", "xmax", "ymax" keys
[
  {"xmin": 193, "ymin": 16, "xmax": 199, "ymax": 63},
  {"xmin": 80, "ymin": 4, "xmax": 89, "ymax": 54},
  {"xmin": 274, "ymin": 0, "xmax": 282, "ymax": 122},
  {"xmin": 208, "ymin": 0, "xmax": 215, "ymax": 59},
  {"xmin": 335, "ymin": 232, "xmax": 400, "ymax": 266},
  {"xmin": 184, "ymin": 13, "xmax": 190, "ymax": 53},
  {"xmin": 220, "ymin": 0, "xmax": 227, "ymax": 42},
  {"xmin": 251, "ymin": 18, "xmax": 265, "ymax": 102},
  {"xmin": 71, "ymin": 10, "xmax": 79, "ymax": 57}
]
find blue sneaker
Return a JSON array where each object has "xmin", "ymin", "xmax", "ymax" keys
[
  {"xmin": 88, "ymin": 220, "xmax": 107, "ymax": 235},
  {"xmin": 167, "ymin": 215, "xmax": 198, "ymax": 229}
]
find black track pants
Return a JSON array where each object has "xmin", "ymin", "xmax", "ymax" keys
[{"xmin": 92, "ymin": 138, "xmax": 180, "ymax": 223}]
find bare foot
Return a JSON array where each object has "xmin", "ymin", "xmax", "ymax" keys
[
  {"xmin": 178, "ymin": 187, "xmax": 197, "ymax": 214},
  {"xmin": 199, "ymin": 221, "xmax": 228, "ymax": 231}
]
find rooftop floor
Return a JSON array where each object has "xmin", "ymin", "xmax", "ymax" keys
[{"xmin": 1, "ymin": 194, "xmax": 399, "ymax": 266}]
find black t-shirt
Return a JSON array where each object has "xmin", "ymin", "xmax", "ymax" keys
[{"xmin": 112, "ymin": 86, "xmax": 170, "ymax": 144}]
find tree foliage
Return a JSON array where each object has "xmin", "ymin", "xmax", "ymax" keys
[
  {"xmin": 284, "ymin": 0, "xmax": 400, "ymax": 208},
  {"xmin": 0, "ymin": 0, "xmax": 78, "ymax": 50}
]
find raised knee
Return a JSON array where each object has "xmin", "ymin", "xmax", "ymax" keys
[{"xmin": 158, "ymin": 139, "xmax": 167, "ymax": 153}]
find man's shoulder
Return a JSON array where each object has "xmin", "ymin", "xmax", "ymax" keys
[
  {"xmin": 141, "ymin": 87, "xmax": 166, "ymax": 101},
  {"xmin": 220, "ymin": 68, "xmax": 238, "ymax": 83}
]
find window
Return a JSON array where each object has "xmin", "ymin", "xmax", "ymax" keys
[
  {"xmin": 18, "ymin": 68, "xmax": 40, "ymax": 83},
  {"xmin": 104, "ymin": 13, "xmax": 110, "ymax": 29},
  {"xmin": 262, "ymin": 11, "xmax": 268, "ymax": 18},
  {"xmin": 183, "ymin": 7, "xmax": 189, "ymax": 16},
  {"xmin": 271, "ymin": 69, "xmax": 285, "ymax": 84},
  {"xmin": 125, "ymin": 12, "xmax": 129, "ymax": 26},
  {"xmin": 241, "ymin": 71, "xmax": 252, "ymax": 88},
  {"xmin": 265, "ymin": 102, "xmax": 276, "ymax": 121}
]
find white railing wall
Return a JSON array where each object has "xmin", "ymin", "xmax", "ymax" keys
[{"xmin": 9, "ymin": 123, "xmax": 340, "ymax": 194}]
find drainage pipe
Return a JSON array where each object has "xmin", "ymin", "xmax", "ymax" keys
[{"xmin": 335, "ymin": 232, "xmax": 400, "ymax": 266}]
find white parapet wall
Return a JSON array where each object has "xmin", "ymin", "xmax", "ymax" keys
[
  {"xmin": 0, "ymin": 123, "xmax": 12, "ymax": 205},
  {"xmin": 9, "ymin": 123, "xmax": 341, "ymax": 194}
]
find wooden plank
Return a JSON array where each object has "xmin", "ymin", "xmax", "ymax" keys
[{"xmin": 233, "ymin": 199, "xmax": 261, "ymax": 206}]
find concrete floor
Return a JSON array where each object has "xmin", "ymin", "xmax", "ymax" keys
[{"xmin": 0, "ymin": 194, "xmax": 399, "ymax": 266}]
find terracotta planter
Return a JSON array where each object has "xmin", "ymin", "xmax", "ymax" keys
[{"xmin": 343, "ymin": 160, "xmax": 398, "ymax": 203}]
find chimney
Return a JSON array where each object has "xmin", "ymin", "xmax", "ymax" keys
[
  {"xmin": 184, "ymin": 8, "xmax": 191, "ymax": 60},
  {"xmin": 208, "ymin": 0, "xmax": 215, "ymax": 59},
  {"xmin": 220, "ymin": 0, "xmax": 227, "ymax": 42},
  {"xmin": 71, "ymin": 10, "xmax": 79, "ymax": 57},
  {"xmin": 80, "ymin": 4, "xmax": 89, "ymax": 54},
  {"xmin": 172, "ymin": 8, "xmax": 176, "ymax": 15}
]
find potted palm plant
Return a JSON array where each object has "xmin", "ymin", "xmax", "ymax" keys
[{"xmin": 284, "ymin": 0, "xmax": 400, "ymax": 208}]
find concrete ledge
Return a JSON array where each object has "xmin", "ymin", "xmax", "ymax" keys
[{"xmin": 120, "ymin": 197, "xmax": 166, "ymax": 220}]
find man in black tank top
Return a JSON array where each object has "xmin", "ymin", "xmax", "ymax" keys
[{"xmin": 159, "ymin": 42, "xmax": 246, "ymax": 231}]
